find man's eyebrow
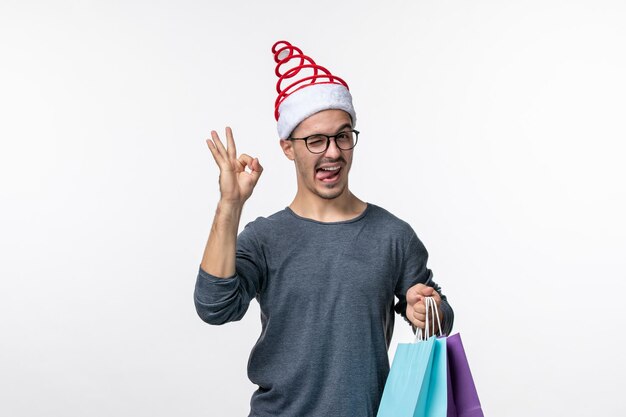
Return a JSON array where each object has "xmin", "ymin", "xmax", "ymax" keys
[
  {"xmin": 335, "ymin": 123, "xmax": 353, "ymax": 133},
  {"xmin": 301, "ymin": 123, "xmax": 353, "ymax": 138}
]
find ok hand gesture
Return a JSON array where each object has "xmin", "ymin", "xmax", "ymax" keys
[{"xmin": 206, "ymin": 127, "xmax": 263, "ymax": 206}]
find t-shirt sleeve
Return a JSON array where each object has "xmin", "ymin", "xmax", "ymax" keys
[
  {"xmin": 393, "ymin": 229, "xmax": 454, "ymax": 335},
  {"xmin": 194, "ymin": 223, "xmax": 266, "ymax": 325}
]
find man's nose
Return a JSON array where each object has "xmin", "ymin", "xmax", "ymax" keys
[{"xmin": 324, "ymin": 137, "xmax": 342, "ymax": 158}]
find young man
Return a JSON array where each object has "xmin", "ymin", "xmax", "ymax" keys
[{"xmin": 194, "ymin": 41, "xmax": 454, "ymax": 417}]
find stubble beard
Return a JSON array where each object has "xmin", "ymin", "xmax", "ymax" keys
[
  {"xmin": 317, "ymin": 188, "xmax": 344, "ymax": 200},
  {"xmin": 295, "ymin": 158, "xmax": 350, "ymax": 201}
]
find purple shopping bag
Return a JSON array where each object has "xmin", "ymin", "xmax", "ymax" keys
[{"xmin": 446, "ymin": 333, "xmax": 484, "ymax": 417}]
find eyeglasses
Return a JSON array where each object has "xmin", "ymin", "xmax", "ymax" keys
[{"xmin": 287, "ymin": 129, "xmax": 360, "ymax": 154}]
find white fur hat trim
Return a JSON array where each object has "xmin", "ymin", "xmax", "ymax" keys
[{"xmin": 276, "ymin": 83, "xmax": 357, "ymax": 139}]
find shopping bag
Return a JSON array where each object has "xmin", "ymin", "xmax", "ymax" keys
[
  {"xmin": 446, "ymin": 333, "xmax": 484, "ymax": 417},
  {"xmin": 423, "ymin": 344, "xmax": 447, "ymax": 416},
  {"xmin": 420, "ymin": 297, "xmax": 484, "ymax": 417},
  {"xmin": 421, "ymin": 297, "xmax": 447, "ymax": 417},
  {"xmin": 377, "ymin": 297, "xmax": 445, "ymax": 417},
  {"xmin": 376, "ymin": 336, "xmax": 436, "ymax": 417}
]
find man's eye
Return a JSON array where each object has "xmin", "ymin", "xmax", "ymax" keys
[{"xmin": 307, "ymin": 136, "xmax": 326, "ymax": 146}]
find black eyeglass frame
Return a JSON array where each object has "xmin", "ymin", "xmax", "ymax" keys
[{"xmin": 286, "ymin": 129, "xmax": 360, "ymax": 154}]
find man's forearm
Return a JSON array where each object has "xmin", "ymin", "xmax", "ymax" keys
[{"xmin": 200, "ymin": 201, "xmax": 244, "ymax": 278}]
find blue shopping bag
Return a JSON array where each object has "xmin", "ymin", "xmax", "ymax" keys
[
  {"xmin": 421, "ymin": 296, "xmax": 448, "ymax": 417},
  {"xmin": 423, "ymin": 335, "xmax": 447, "ymax": 417},
  {"xmin": 376, "ymin": 336, "xmax": 436, "ymax": 417},
  {"xmin": 377, "ymin": 297, "xmax": 446, "ymax": 417}
]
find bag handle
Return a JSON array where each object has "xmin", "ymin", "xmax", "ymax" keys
[
  {"xmin": 429, "ymin": 296, "xmax": 442, "ymax": 337},
  {"xmin": 414, "ymin": 296, "xmax": 443, "ymax": 342}
]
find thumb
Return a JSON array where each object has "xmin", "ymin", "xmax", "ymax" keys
[{"xmin": 420, "ymin": 286, "xmax": 434, "ymax": 297}]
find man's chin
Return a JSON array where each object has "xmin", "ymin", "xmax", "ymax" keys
[{"xmin": 316, "ymin": 184, "xmax": 347, "ymax": 200}]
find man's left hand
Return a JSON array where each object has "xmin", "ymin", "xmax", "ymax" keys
[{"xmin": 406, "ymin": 283, "xmax": 443, "ymax": 334}]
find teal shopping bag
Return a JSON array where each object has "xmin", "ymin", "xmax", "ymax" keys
[
  {"xmin": 376, "ymin": 336, "xmax": 436, "ymax": 417},
  {"xmin": 422, "ymin": 296, "xmax": 448, "ymax": 417},
  {"xmin": 377, "ymin": 296, "xmax": 448, "ymax": 417},
  {"xmin": 422, "ymin": 336, "xmax": 447, "ymax": 417}
]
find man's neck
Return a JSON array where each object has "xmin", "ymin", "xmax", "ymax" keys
[{"xmin": 288, "ymin": 191, "xmax": 367, "ymax": 223}]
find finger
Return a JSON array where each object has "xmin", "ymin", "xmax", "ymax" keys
[
  {"xmin": 406, "ymin": 303, "xmax": 426, "ymax": 329},
  {"xmin": 211, "ymin": 130, "xmax": 228, "ymax": 159},
  {"xmin": 413, "ymin": 310, "xmax": 426, "ymax": 322},
  {"xmin": 206, "ymin": 137, "xmax": 217, "ymax": 153},
  {"xmin": 411, "ymin": 316, "xmax": 426, "ymax": 329},
  {"xmin": 207, "ymin": 134, "xmax": 233, "ymax": 171},
  {"xmin": 238, "ymin": 154, "xmax": 263, "ymax": 171},
  {"xmin": 225, "ymin": 126, "xmax": 237, "ymax": 160},
  {"xmin": 413, "ymin": 303, "xmax": 426, "ymax": 315},
  {"xmin": 251, "ymin": 157, "xmax": 263, "ymax": 174},
  {"xmin": 238, "ymin": 156, "xmax": 264, "ymax": 186},
  {"xmin": 413, "ymin": 309, "xmax": 436, "ymax": 333},
  {"xmin": 237, "ymin": 154, "xmax": 256, "ymax": 173},
  {"xmin": 406, "ymin": 305, "xmax": 421, "ymax": 328},
  {"xmin": 206, "ymin": 137, "xmax": 225, "ymax": 166},
  {"xmin": 238, "ymin": 153, "xmax": 253, "ymax": 165},
  {"xmin": 250, "ymin": 157, "xmax": 263, "ymax": 183}
]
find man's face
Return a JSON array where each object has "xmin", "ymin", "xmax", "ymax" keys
[{"xmin": 281, "ymin": 109, "xmax": 355, "ymax": 201}]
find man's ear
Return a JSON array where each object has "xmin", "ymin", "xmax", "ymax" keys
[{"xmin": 280, "ymin": 139, "xmax": 295, "ymax": 161}]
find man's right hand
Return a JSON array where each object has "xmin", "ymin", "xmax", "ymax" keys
[{"xmin": 206, "ymin": 127, "xmax": 263, "ymax": 206}]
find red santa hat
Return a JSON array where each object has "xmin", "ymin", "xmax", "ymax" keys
[{"xmin": 272, "ymin": 40, "xmax": 357, "ymax": 139}]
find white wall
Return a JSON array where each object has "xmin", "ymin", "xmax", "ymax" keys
[{"xmin": 1, "ymin": 1, "xmax": 624, "ymax": 416}]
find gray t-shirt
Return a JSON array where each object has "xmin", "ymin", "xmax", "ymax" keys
[{"xmin": 194, "ymin": 203, "xmax": 453, "ymax": 417}]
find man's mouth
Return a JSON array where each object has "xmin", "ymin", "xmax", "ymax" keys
[{"xmin": 316, "ymin": 165, "xmax": 342, "ymax": 183}]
